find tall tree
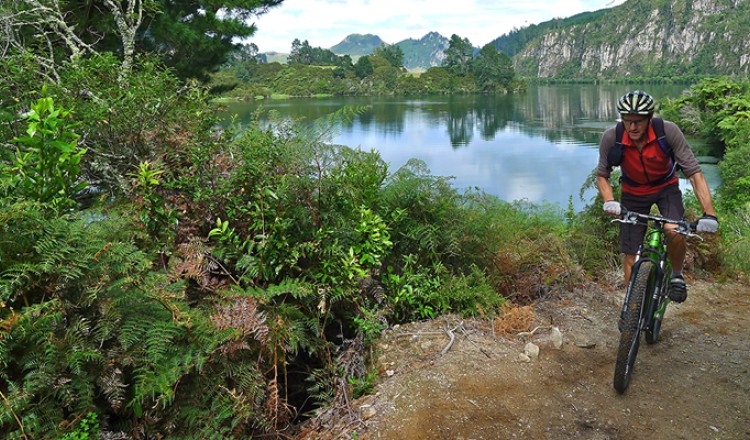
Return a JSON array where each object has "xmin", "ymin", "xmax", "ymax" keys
[
  {"xmin": 473, "ymin": 43, "xmax": 515, "ymax": 92},
  {"xmin": 442, "ymin": 34, "xmax": 473, "ymax": 76},
  {"xmin": 354, "ymin": 55, "xmax": 373, "ymax": 78},
  {"xmin": 134, "ymin": 0, "xmax": 284, "ymax": 80},
  {"xmin": 373, "ymin": 43, "xmax": 404, "ymax": 68},
  {"xmin": 0, "ymin": 0, "xmax": 285, "ymax": 81}
]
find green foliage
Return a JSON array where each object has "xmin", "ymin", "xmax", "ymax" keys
[
  {"xmin": 1, "ymin": 41, "xmax": 678, "ymax": 439},
  {"xmin": 60, "ymin": 412, "xmax": 99, "ymax": 440},
  {"xmin": 210, "ymin": 49, "xmax": 521, "ymax": 98},
  {"xmin": 354, "ymin": 56, "xmax": 374, "ymax": 79},
  {"xmin": 473, "ymin": 44, "xmax": 515, "ymax": 93},
  {"xmin": 442, "ymin": 34, "xmax": 474, "ymax": 77},
  {"xmin": 129, "ymin": 161, "xmax": 178, "ymax": 239},
  {"xmin": 351, "ymin": 307, "xmax": 387, "ymax": 345},
  {"xmin": 373, "ymin": 44, "xmax": 405, "ymax": 68},
  {"xmin": 348, "ymin": 369, "xmax": 378, "ymax": 399},
  {"xmin": 0, "ymin": 199, "xmax": 288, "ymax": 437},
  {"xmin": 288, "ymin": 39, "xmax": 349, "ymax": 67},
  {"xmin": 6, "ymin": 96, "xmax": 87, "ymax": 211},
  {"xmin": 660, "ymin": 77, "xmax": 750, "ymax": 276},
  {"xmin": 12, "ymin": 54, "xmax": 221, "ymax": 193}
]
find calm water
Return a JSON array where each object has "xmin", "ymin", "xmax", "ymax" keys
[{"xmin": 218, "ymin": 85, "xmax": 721, "ymax": 212}]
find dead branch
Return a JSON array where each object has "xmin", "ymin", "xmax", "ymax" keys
[{"xmin": 441, "ymin": 325, "xmax": 457, "ymax": 355}]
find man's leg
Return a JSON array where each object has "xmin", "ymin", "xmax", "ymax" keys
[
  {"xmin": 623, "ymin": 253, "xmax": 636, "ymax": 286},
  {"xmin": 667, "ymin": 229, "xmax": 686, "ymax": 274},
  {"xmin": 666, "ymin": 228, "xmax": 688, "ymax": 302},
  {"xmin": 620, "ymin": 192, "xmax": 650, "ymax": 287},
  {"xmin": 656, "ymin": 185, "xmax": 688, "ymax": 302}
]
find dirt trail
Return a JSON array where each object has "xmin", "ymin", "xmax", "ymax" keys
[{"xmin": 302, "ymin": 278, "xmax": 750, "ymax": 439}]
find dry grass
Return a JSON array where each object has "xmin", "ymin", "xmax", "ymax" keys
[{"xmin": 493, "ymin": 302, "xmax": 535, "ymax": 335}]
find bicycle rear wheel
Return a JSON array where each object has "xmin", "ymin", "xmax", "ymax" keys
[{"xmin": 613, "ymin": 260, "xmax": 652, "ymax": 394}]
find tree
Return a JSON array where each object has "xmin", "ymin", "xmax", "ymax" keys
[
  {"xmin": 354, "ymin": 56, "xmax": 374, "ymax": 79},
  {"xmin": 373, "ymin": 43, "xmax": 404, "ymax": 68},
  {"xmin": 136, "ymin": 0, "xmax": 284, "ymax": 80},
  {"xmin": 473, "ymin": 43, "xmax": 515, "ymax": 92},
  {"xmin": 442, "ymin": 34, "xmax": 474, "ymax": 76},
  {"xmin": 225, "ymin": 42, "xmax": 263, "ymax": 67},
  {"xmin": 0, "ymin": 0, "xmax": 285, "ymax": 81}
]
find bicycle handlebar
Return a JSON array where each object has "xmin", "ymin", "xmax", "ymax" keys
[{"xmin": 611, "ymin": 209, "xmax": 703, "ymax": 241}]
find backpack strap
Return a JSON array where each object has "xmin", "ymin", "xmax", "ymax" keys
[
  {"xmin": 651, "ymin": 118, "xmax": 673, "ymax": 158},
  {"xmin": 607, "ymin": 121, "xmax": 626, "ymax": 167}
]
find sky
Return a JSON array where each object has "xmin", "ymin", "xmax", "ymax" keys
[{"xmin": 246, "ymin": 0, "xmax": 627, "ymax": 54}]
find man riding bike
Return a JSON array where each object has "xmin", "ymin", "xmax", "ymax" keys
[{"xmin": 596, "ymin": 90, "xmax": 718, "ymax": 302}]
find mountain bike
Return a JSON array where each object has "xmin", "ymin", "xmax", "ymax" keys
[{"xmin": 611, "ymin": 209, "xmax": 701, "ymax": 394}]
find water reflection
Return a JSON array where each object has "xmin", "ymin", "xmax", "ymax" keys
[{"xmin": 217, "ymin": 85, "xmax": 717, "ymax": 212}]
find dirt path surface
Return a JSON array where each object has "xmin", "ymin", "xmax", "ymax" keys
[{"xmin": 302, "ymin": 278, "xmax": 750, "ymax": 439}]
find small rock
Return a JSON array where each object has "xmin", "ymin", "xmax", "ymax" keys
[
  {"xmin": 550, "ymin": 327, "xmax": 563, "ymax": 349},
  {"xmin": 519, "ymin": 353, "xmax": 532, "ymax": 363},
  {"xmin": 360, "ymin": 404, "xmax": 377, "ymax": 420},
  {"xmin": 386, "ymin": 369, "xmax": 395, "ymax": 377},
  {"xmin": 524, "ymin": 342, "xmax": 540, "ymax": 359}
]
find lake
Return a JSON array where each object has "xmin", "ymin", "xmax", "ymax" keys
[{"xmin": 217, "ymin": 85, "xmax": 721, "ymax": 212}]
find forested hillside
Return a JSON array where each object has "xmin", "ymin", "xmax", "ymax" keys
[
  {"xmin": 513, "ymin": 0, "xmax": 750, "ymax": 79},
  {"xmin": 394, "ymin": 32, "xmax": 450, "ymax": 70}
]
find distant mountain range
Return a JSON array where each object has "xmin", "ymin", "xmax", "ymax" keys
[
  {"xmin": 263, "ymin": 32, "xmax": 452, "ymax": 70},
  {"xmin": 262, "ymin": 0, "xmax": 750, "ymax": 78},
  {"xmin": 329, "ymin": 32, "xmax": 450, "ymax": 70}
]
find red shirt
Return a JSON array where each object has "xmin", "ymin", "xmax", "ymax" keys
[{"xmin": 620, "ymin": 125, "xmax": 678, "ymax": 196}]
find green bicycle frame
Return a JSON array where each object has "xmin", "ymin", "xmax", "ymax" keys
[{"xmin": 641, "ymin": 227, "xmax": 671, "ymax": 320}]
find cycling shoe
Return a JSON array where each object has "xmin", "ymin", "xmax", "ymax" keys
[{"xmin": 668, "ymin": 275, "xmax": 688, "ymax": 303}]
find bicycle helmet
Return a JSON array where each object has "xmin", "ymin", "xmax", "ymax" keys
[{"xmin": 617, "ymin": 90, "xmax": 655, "ymax": 115}]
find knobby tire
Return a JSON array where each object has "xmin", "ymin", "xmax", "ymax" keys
[
  {"xmin": 613, "ymin": 261, "xmax": 652, "ymax": 394},
  {"xmin": 645, "ymin": 271, "xmax": 669, "ymax": 344}
]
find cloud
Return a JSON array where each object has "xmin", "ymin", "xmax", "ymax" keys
[{"xmin": 247, "ymin": 0, "xmax": 620, "ymax": 53}]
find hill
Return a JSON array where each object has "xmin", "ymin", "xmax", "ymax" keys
[
  {"xmin": 330, "ymin": 33, "xmax": 386, "ymax": 57},
  {"xmin": 394, "ymin": 32, "xmax": 450, "ymax": 70},
  {"xmin": 512, "ymin": 0, "xmax": 750, "ymax": 78},
  {"xmin": 328, "ymin": 32, "xmax": 453, "ymax": 71},
  {"xmin": 489, "ymin": 10, "xmax": 609, "ymax": 58},
  {"xmin": 264, "ymin": 51, "xmax": 288, "ymax": 64}
]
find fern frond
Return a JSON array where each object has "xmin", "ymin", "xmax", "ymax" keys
[{"xmin": 211, "ymin": 295, "xmax": 268, "ymax": 344}]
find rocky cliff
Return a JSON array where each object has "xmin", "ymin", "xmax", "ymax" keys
[{"xmin": 514, "ymin": 0, "xmax": 750, "ymax": 78}]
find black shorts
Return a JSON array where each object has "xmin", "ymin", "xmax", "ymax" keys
[{"xmin": 620, "ymin": 184, "xmax": 685, "ymax": 255}]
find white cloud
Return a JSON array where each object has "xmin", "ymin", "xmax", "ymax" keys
[{"xmin": 247, "ymin": 0, "xmax": 622, "ymax": 53}]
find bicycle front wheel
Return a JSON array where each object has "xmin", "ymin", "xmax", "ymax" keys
[{"xmin": 613, "ymin": 260, "xmax": 652, "ymax": 394}]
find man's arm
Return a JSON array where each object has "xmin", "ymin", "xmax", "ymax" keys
[
  {"xmin": 688, "ymin": 171, "xmax": 717, "ymax": 217},
  {"xmin": 597, "ymin": 175, "xmax": 615, "ymax": 202}
]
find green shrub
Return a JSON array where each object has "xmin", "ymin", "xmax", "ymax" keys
[{"xmin": 5, "ymin": 96, "xmax": 87, "ymax": 212}]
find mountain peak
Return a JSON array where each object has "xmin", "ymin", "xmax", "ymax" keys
[{"xmin": 330, "ymin": 34, "xmax": 386, "ymax": 56}]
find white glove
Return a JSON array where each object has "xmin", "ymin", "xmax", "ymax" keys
[
  {"xmin": 603, "ymin": 200, "xmax": 621, "ymax": 216},
  {"xmin": 696, "ymin": 214, "xmax": 719, "ymax": 233}
]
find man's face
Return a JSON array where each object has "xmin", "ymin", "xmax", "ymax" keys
[{"xmin": 622, "ymin": 115, "xmax": 650, "ymax": 143}]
